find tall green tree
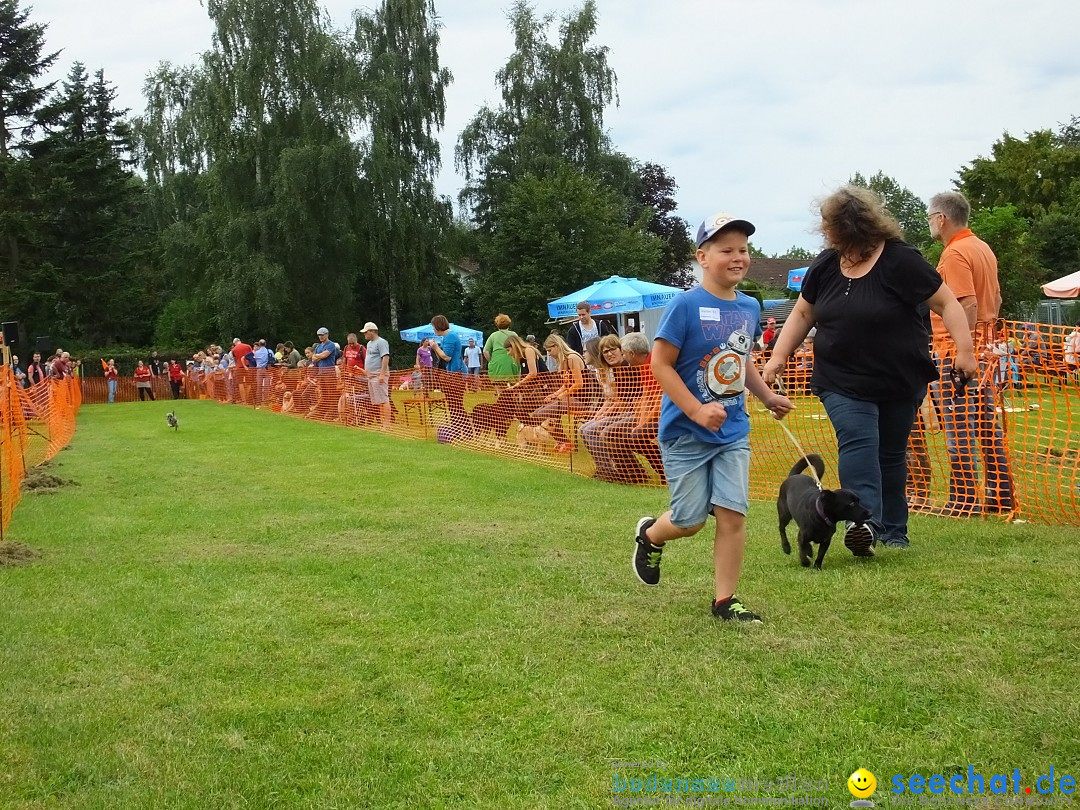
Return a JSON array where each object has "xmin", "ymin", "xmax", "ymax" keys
[
  {"xmin": 0, "ymin": 0, "xmax": 58, "ymax": 158},
  {"xmin": 470, "ymin": 164, "xmax": 659, "ymax": 337},
  {"xmin": 1031, "ymin": 199, "xmax": 1080, "ymax": 277},
  {"xmin": 631, "ymin": 162, "xmax": 694, "ymax": 288},
  {"xmin": 136, "ymin": 0, "xmax": 367, "ymax": 341},
  {"xmin": 137, "ymin": 0, "xmax": 458, "ymax": 344},
  {"xmin": 354, "ymin": 0, "xmax": 454, "ymax": 329},
  {"xmin": 0, "ymin": 0, "xmax": 59, "ymax": 288},
  {"xmin": 958, "ymin": 118, "xmax": 1080, "ymax": 281},
  {"xmin": 20, "ymin": 64, "xmax": 154, "ymax": 344},
  {"xmin": 970, "ymin": 205, "xmax": 1045, "ymax": 317},
  {"xmin": 935, "ymin": 117, "xmax": 1080, "ymax": 315},
  {"xmin": 456, "ymin": 0, "xmax": 617, "ymax": 230},
  {"xmin": 959, "ymin": 123, "xmax": 1080, "ymax": 220},
  {"xmin": 456, "ymin": 1, "xmax": 682, "ymax": 327},
  {"xmin": 850, "ymin": 171, "xmax": 930, "ymax": 249}
]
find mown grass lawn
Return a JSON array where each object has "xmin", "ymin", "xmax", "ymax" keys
[{"xmin": 1, "ymin": 401, "xmax": 1078, "ymax": 810}]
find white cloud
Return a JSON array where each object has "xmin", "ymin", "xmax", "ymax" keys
[{"xmin": 26, "ymin": 0, "xmax": 1080, "ymax": 254}]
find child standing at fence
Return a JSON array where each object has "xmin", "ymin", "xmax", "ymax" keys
[
  {"xmin": 1065, "ymin": 323, "xmax": 1080, "ymax": 379},
  {"xmin": 632, "ymin": 213, "xmax": 794, "ymax": 624},
  {"xmin": 105, "ymin": 359, "xmax": 119, "ymax": 403}
]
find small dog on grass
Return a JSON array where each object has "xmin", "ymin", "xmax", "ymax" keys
[
  {"xmin": 166, "ymin": 412, "xmax": 178, "ymax": 431},
  {"xmin": 515, "ymin": 423, "xmax": 554, "ymax": 451},
  {"xmin": 778, "ymin": 454, "xmax": 870, "ymax": 569}
]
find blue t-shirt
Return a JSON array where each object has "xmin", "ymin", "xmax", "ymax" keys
[
  {"xmin": 439, "ymin": 332, "xmax": 464, "ymax": 373},
  {"xmin": 655, "ymin": 287, "xmax": 762, "ymax": 445},
  {"xmin": 314, "ymin": 340, "xmax": 338, "ymax": 368}
]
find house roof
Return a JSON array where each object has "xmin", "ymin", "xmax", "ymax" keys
[
  {"xmin": 747, "ymin": 258, "xmax": 811, "ymax": 289},
  {"xmin": 688, "ymin": 257, "xmax": 812, "ymax": 290}
]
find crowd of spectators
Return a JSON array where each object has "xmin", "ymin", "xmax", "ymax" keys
[
  {"xmin": 7, "ymin": 304, "xmax": 1078, "ymax": 496},
  {"xmin": 9, "ymin": 348, "xmax": 80, "ymax": 388}
]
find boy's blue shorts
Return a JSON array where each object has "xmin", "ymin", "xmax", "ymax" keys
[{"xmin": 660, "ymin": 434, "xmax": 751, "ymax": 527}]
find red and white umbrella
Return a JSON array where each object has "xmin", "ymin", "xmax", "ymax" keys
[{"xmin": 1041, "ymin": 269, "xmax": 1080, "ymax": 298}]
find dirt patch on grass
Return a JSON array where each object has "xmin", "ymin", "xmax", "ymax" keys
[
  {"xmin": 21, "ymin": 468, "xmax": 77, "ymax": 494},
  {"xmin": 0, "ymin": 541, "xmax": 40, "ymax": 566}
]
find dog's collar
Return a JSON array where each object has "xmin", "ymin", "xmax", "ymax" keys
[{"xmin": 814, "ymin": 495, "xmax": 834, "ymax": 526}]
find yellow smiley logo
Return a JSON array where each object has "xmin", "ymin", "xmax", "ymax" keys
[{"xmin": 848, "ymin": 768, "xmax": 877, "ymax": 799}]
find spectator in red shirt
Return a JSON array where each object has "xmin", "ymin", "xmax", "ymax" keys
[
  {"xmin": 231, "ymin": 337, "xmax": 252, "ymax": 367},
  {"xmin": 26, "ymin": 352, "xmax": 46, "ymax": 386},
  {"xmin": 342, "ymin": 332, "xmax": 366, "ymax": 393},
  {"xmin": 134, "ymin": 360, "xmax": 155, "ymax": 400},
  {"xmin": 168, "ymin": 360, "xmax": 185, "ymax": 399},
  {"xmin": 762, "ymin": 317, "xmax": 777, "ymax": 350},
  {"xmin": 343, "ymin": 332, "xmax": 366, "ymax": 367},
  {"xmin": 50, "ymin": 352, "xmax": 71, "ymax": 379}
]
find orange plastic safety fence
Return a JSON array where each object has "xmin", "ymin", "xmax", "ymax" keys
[
  {"xmin": 0, "ymin": 367, "xmax": 82, "ymax": 539},
  {"xmin": 77, "ymin": 318, "xmax": 1080, "ymax": 527}
]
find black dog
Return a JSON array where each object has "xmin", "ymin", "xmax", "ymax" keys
[{"xmin": 778, "ymin": 455, "xmax": 871, "ymax": 569}]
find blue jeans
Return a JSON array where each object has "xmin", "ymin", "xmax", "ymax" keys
[
  {"xmin": 107, "ymin": 379, "xmax": 117, "ymax": 403},
  {"xmin": 581, "ymin": 413, "xmax": 633, "ymax": 479},
  {"xmin": 929, "ymin": 355, "xmax": 1014, "ymax": 511},
  {"xmin": 817, "ymin": 389, "xmax": 922, "ymax": 541}
]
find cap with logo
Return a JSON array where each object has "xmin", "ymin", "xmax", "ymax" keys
[{"xmin": 696, "ymin": 212, "xmax": 756, "ymax": 248}]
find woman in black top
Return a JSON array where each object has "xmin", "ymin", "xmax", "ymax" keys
[{"xmin": 763, "ymin": 186, "xmax": 976, "ymax": 554}]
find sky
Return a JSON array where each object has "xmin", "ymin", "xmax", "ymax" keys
[{"xmin": 26, "ymin": 0, "xmax": 1080, "ymax": 256}]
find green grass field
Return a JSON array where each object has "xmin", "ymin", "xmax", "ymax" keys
[{"xmin": 1, "ymin": 402, "xmax": 1079, "ymax": 809}]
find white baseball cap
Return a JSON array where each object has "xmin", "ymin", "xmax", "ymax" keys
[{"xmin": 696, "ymin": 212, "xmax": 756, "ymax": 247}]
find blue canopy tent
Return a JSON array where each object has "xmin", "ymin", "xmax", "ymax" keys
[
  {"xmin": 399, "ymin": 322, "xmax": 484, "ymax": 345},
  {"xmin": 547, "ymin": 276, "xmax": 683, "ymax": 320},
  {"xmin": 787, "ymin": 267, "xmax": 809, "ymax": 292}
]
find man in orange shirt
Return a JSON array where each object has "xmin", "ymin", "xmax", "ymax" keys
[{"xmin": 927, "ymin": 191, "xmax": 1013, "ymax": 515}]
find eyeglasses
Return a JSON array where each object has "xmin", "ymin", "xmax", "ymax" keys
[
  {"xmin": 927, "ymin": 211, "xmax": 942, "ymax": 222},
  {"xmin": 602, "ymin": 348, "xmax": 621, "ymax": 354}
]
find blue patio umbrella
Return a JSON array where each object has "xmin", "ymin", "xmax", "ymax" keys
[
  {"xmin": 547, "ymin": 276, "xmax": 683, "ymax": 319},
  {"xmin": 399, "ymin": 322, "xmax": 484, "ymax": 346}
]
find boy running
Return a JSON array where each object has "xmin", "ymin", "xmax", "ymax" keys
[{"xmin": 633, "ymin": 213, "xmax": 794, "ymax": 623}]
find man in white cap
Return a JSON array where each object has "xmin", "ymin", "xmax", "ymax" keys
[{"xmin": 363, "ymin": 322, "xmax": 392, "ymax": 429}]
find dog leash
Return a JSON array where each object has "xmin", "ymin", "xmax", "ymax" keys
[{"xmin": 776, "ymin": 417, "xmax": 823, "ymax": 490}]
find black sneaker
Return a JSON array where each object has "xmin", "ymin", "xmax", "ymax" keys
[
  {"xmin": 632, "ymin": 517, "xmax": 662, "ymax": 585},
  {"xmin": 711, "ymin": 597, "xmax": 763, "ymax": 624},
  {"xmin": 844, "ymin": 521, "xmax": 876, "ymax": 557},
  {"xmin": 883, "ymin": 535, "xmax": 910, "ymax": 549}
]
